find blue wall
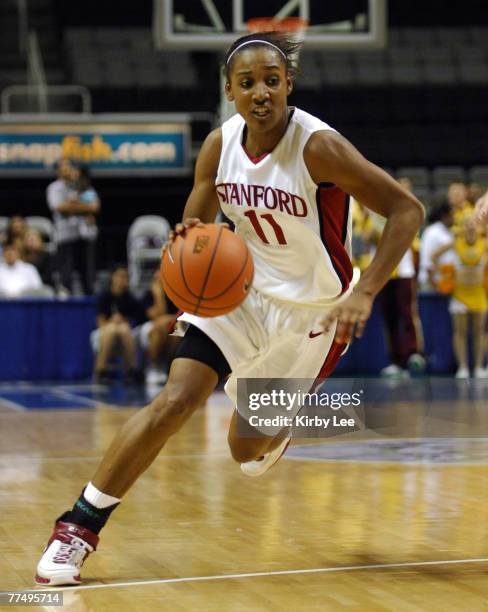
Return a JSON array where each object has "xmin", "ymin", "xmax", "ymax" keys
[
  {"xmin": 0, "ymin": 298, "xmax": 96, "ymax": 381},
  {"xmin": 0, "ymin": 294, "xmax": 455, "ymax": 381},
  {"xmin": 335, "ymin": 293, "xmax": 455, "ymax": 375}
]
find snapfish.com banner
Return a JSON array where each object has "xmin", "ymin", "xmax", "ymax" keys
[{"xmin": 0, "ymin": 115, "xmax": 190, "ymax": 176}]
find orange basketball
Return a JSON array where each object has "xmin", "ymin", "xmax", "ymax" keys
[{"xmin": 160, "ymin": 224, "xmax": 254, "ymax": 317}]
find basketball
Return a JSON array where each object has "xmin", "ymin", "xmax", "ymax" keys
[{"xmin": 160, "ymin": 223, "xmax": 254, "ymax": 317}]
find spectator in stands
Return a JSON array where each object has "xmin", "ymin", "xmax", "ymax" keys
[
  {"xmin": 6, "ymin": 216, "xmax": 27, "ymax": 257},
  {"xmin": 47, "ymin": 159, "xmax": 99, "ymax": 295},
  {"xmin": 475, "ymin": 189, "xmax": 488, "ymax": 225},
  {"xmin": 467, "ymin": 183, "xmax": 483, "ymax": 207},
  {"xmin": 22, "ymin": 228, "xmax": 54, "ymax": 288},
  {"xmin": 447, "ymin": 182, "xmax": 472, "ymax": 231},
  {"xmin": 139, "ymin": 270, "xmax": 179, "ymax": 385},
  {"xmin": 418, "ymin": 203, "xmax": 455, "ymax": 291},
  {"xmin": 74, "ymin": 164, "xmax": 100, "ymax": 291},
  {"xmin": 432, "ymin": 215, "xmax": 487, "ymax": 379},
  {"xmin": 0, "ymin": 241, "xmax": 43, "ymax": 297},
  {"xmin": 351, "ymin": 199, "xmax": 375, "ymax": 273},
  {"xmin": 374, "ymin": 178, "xmax": 425, "ymax": 377},
  {"xmin": 91, "ymin": 265, "xmax": 144, "ymax": 384}
]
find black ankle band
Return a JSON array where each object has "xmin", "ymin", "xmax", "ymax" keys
[{"xmin": 60, "ymin": 490, "xmax": 120, "ymax": 535}]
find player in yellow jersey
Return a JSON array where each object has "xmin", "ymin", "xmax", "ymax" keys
[
  {"xmin": 448, "ymin": 181, "xmax": 474, "ymax": 235},
  {"xmin": 433, "ymin": 214, "xmax": 488, "ymax": 378}
]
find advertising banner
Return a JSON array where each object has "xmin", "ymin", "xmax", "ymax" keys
[{"xmin": 0, "ymin": 115, "xmax": 191, "ymax": 176}]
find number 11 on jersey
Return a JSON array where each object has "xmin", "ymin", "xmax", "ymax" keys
[{"xmin": 244, "ymin": 210, "xmax": 287, "ymax": 245}]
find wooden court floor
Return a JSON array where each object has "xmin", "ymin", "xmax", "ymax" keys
[{"xmin": 2, "ymin": 383, "xmax": 488, "ymax": 611}]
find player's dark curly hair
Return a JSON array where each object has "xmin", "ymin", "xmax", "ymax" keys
[{"xmin": 223, "ymin": 31, "xmax": 302, "ymax": 80}]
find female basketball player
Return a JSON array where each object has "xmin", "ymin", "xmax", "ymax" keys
[{"xmin": 35, "ymin": 32, "xmax": 424, "ymax": 585}]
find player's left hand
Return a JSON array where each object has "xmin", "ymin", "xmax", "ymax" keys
[
  {"xmin": 475, "ymin": 191, "xmax": 488, "ymax": 225},
  {"xmin": 320, "ymin": 289, "xmax": 374, "ymax": 344}
]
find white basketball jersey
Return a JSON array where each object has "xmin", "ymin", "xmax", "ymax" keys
[{"xmin": 216, "ymin": 108, "xmax": 353, "ymax": 306}]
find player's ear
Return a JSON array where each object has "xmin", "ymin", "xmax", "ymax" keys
[
  {"xmin": 286, "ymin": 75, "xmax": 293, "ymax": 96},
  {"xmin": 224, "ymin": 81, "xmax": 234, "ymax": 101}
]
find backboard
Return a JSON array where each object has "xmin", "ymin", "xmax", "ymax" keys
[{"xmin": 154, "ymin": 0, "xmax": 387, "ymax": 50}]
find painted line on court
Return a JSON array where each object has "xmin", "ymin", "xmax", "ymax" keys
[
  {"xmin": 4, "ymin": 453, "xmax": 487, "ymax": 466},
  {"xmin": 57, "ymin": 384, "xmax": 107, "ymax": 392},
  {"xmin": 4, "ymin": 452, "xmax": 230, "ymax": 462},
  {"xmin": 286, "ymin": 438, "xmax": 488, "ymax": 466},
  {"xmin": 0, "ymin": 389, "xmax": 108, "ymax": 410},
  {"xmin": 50, "ymin": 389, "xmax": 110, "ymax": 408},
  {"xmin": 0, "ymin": 397, "xmax": 26, "ymax": 411},
  {"xmin": 0, "ymin": 383, "xmax": 106, "ymax": 392},
  {"xmin": 37, "ymin": 557, "xmax": 488, "ymax": 593},
  {"xmin": 293, "ymin": 436, "xmax": 488, "ymax": 445},
  {"xmin": 285, "ymin": 456, "xmax": 488, "ymax": 467},
  {"xmin": 0, "ymin": 383, "xmax": 39, "ymax": 391}
]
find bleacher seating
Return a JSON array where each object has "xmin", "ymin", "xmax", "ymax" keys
[
  {"xmin": 373, "ymin": 165, "xmax": 488, "ymax": 209},
  {"xmin": 51, "ymin": 25, "xmax": 488, "ymax": 170},
  {"xmin": 0, "ymin": 217, "xmax": 8, "ymax": 242},
  {"xmin": 127, "ymin": 215, "xmax": 171, "ymax": 290},
  {"xmin": 469, "ymin": 166, "xmax": 488, "ymax": 185},
  {"xmin": 0, "ymin": 0, "xmax": 66, "ymax": 92},
  {"xmin": 2, "ymin": 18, "xmax": 488, "ymax": 247},
  {"xmin": 63, "ymin": 26, "xmax": 488, "ymax": 90},
  {"xmin": 65, "ymin": 28, "xmax": 197, "ymax": 89},
  {"xmin": 432, "ymin": 166, "xmax": 467, "ymax": 187}
]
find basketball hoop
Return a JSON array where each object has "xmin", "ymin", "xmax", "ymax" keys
[{"xmin": 246, "ymin": 16, "xmax": 308, "ymax": 43}]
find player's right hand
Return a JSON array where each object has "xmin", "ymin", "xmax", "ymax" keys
[
  {"xmin": 161, "ymin": 218, "xmax": 205, "ymax": 255},
  {"xmin": 161, "ymin": 219, "xmax": 229, "ymax": 256},
  {"xmin": 170, "ymin": 217, "xmax": 205, "ymax": 242}
]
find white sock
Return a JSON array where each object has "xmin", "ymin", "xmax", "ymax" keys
[{"xmin": 84, "ymin": 481, "xmax": 121, "ymax": 509}]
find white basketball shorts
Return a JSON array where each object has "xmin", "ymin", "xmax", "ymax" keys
[{"xmin": 178, "ymin": 288, "xmax": 342, "ymax": 411}]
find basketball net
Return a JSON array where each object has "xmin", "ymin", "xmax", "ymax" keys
[{"xmin": 218, "ymin": 16, "xmax": 308, "ymax": 124}]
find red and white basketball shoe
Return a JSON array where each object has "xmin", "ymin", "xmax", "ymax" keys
[
  {"xmin": 240, "ymin": 436, "xmax": 291, "ymax": 477},
  {"xmin": 35, "ymin": 521, "xmax": 98, "ymax": 586}
]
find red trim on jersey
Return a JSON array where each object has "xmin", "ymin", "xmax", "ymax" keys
[
  {"xmin": 242, "ymin": 146, "xmax": 269, "ymax": 165},
  {"xmin": 310, "ymin": 341, "xmax": 347, "ymax": 392},
  {"xmin": 167, "ymin": 310, "xmax": 183, "ymax": 334},
  {"xmin": 316, "ymin": 183, "xmax": 353, "ymax": 295}
]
